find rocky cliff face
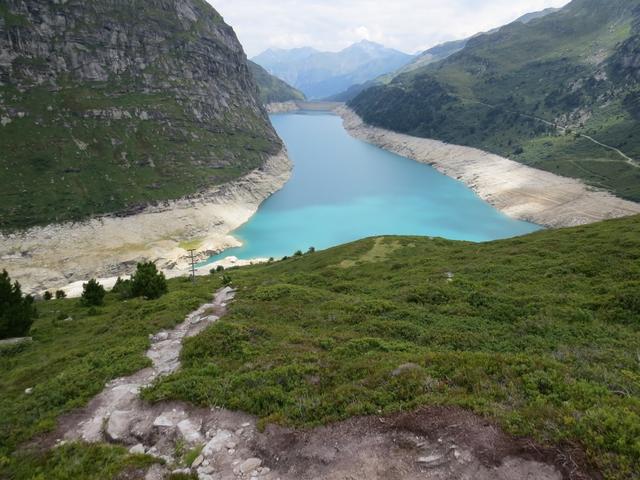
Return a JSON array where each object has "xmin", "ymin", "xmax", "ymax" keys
[{"xmin": 0, "ymin": 0, "xmax": 281, "ymax": 230}]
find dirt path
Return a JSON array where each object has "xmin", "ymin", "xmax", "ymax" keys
[
  {"xmin": 458, "ymin": 96, "xmax": 639, "ymax": 168},
  {"xmin": 46, "ymin": 287, "xmax": 592, "ymax": 480}
]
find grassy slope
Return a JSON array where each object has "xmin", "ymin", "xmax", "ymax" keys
[
  {"xmin": 0, "ymin": 1, "xmax": 277, "ymax": 231},
  {"xmin": 0, "ymin": 275, "xmax": 223, "ymax": 478},
  {"xmin": 349, "ymin": 0, "xmax": 640, "ymax": 202},
  {"xmin": 248, "ymin": 61, "xmax": 306, "ymax": 104},
  {"xmin": 2, "ymin": 216, "xmax": 639, "ymax": 478},
  {"xmin": 145, "ymin": 216, "xmax": 640, "ymax": 479},
  {"xmin": 0, "ymin": 84, "xmax": 272, "ymax": 230}
]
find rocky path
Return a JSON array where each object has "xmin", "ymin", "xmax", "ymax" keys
[
  {"xmin": 56, "ymin": 287, "xmax": 277, "ymax": 479},
  {"xmin": 50, "ymin": 287, "xmax": 585, "ymax": 480}
]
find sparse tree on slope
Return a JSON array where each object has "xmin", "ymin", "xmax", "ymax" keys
[{"xmin": 0, "ymin": 270, "xmax": 37, "ymax": 339}]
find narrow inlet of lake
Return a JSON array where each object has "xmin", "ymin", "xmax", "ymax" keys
[{"xmin": 205, "ymin": 111, "xmax": 540, "ymax": 263}]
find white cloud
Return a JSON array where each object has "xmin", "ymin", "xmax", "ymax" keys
[{"xmin": 208, "ymin": 0, "xmax": 572, "ymax": 57}]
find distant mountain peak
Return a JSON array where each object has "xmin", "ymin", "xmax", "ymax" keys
[
  {"xmin": 252, "ymin": 41, "xmax": 413, "ymax": 99},
  {"xmin": 353, "ymin": 39, "xmax": 383, "ymax": 47},
  {"xmin": 347, "ymin": 39, "xmax": 407, "ymax": 55}
]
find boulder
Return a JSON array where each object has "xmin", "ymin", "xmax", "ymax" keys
[
  {"xmin": 129, "ymin": 444, "xmax": 146, "ymax": 455},
  {"xmin": 177, "ymin": 418, "xmax": 203, "ymax": 444},
  {"xmin": 239, "ymin": 458, "xmax": 262, "ymax": 474},
  {"xmin": 191, "ymin": 454, "xmax": 204, "ymax": 468},
  {"xmin": 391, "ymin": 363, "xmax": 421, "ymax": 377},
  {"xmin": 106, "ymin": 410, "xmax": 135, "ymax": 442},
  {"xmin": 203, "ymin": 429, "xmax": 233, "ymax": 456}
]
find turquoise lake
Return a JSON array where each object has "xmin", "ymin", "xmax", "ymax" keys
[{"xmin": 207, "ymin": 112, "xmax": 540, "ymax": 263}]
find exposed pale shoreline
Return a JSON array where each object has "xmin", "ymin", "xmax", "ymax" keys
[
  {"xmin": 5, "ymin": 104, "xmax": 640, "ymax": 295},
  {"xmin": 0, "ymin": 149, "xmax": 292, "ymax": 295},
  {"xmin": 336, "ymin": 106, "xmax": 640, "ymax": 228}
]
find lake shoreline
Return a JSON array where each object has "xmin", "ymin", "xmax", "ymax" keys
[
  {"xmin": 336, "ymin": 106, "xmax": 640, "ymax": 228},
  {"xmin": 0, "ymin": 149, "xmax": 292, "ymax": 295}
]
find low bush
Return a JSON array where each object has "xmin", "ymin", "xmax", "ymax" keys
[
  {"xmin": 112, "ymin": 277, "xmax": 133, "ymax": 300},
  {"xmin": 130, "ymin": 262, "xmax": 168, "ymax": 300},
  {"xmin": 81, "ymin": 279, "xmax": 105, "ymax": 307}
]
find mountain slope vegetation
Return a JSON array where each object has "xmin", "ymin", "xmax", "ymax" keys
[
  {"xmin": 1, "ymin": 215, "xmax": 639, "ymax": 478},
  {"xmin": 2, "ymin": 215, "xmax": 640, "ymax": 478},
  {"xmin": 248, "ymin": 61, "xmax": 306, "ymax": 104},
  {"xmin": 143, "ymin": 215, "xmax": 638, "ymax": 480},
  {"xmin": 253, "ymin": 40, "xmax": 413, "ymax": 99},
  {"xmin": 350, "ymin": 0, "xmax": 640, "ymax": 202},
  {"xmin": 329, "ymin": 6, "xmax": 560, "ymax": 103},
  {"xmin": 0, "ymin": 0, "xmax": 280, "ymax": 231}
]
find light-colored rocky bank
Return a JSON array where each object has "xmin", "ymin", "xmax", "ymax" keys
[
  {"xmin": 0, "ymin": 149, "xmax": 292, "ymax": 294},
  {"xmin": 266, "ymin": 101, "xmax": 344, "ymax": 114},
  {"xmin": 266, "ymin": 101, "xmax": 301, "ymax": 113},
  {"xmin": 338, "ymin": 106, "xmax": 640, "ymax": 228}
]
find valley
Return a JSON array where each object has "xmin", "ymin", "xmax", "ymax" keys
[{"xmin": 1, "ymin": 0, "xmax": 640, "ymax": 479}]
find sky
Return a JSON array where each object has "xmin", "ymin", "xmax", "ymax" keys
[{"xmin": 208, "ymin": 0, "xmax": 571, "ymax": 57}]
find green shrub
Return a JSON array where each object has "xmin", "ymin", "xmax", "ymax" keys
[
  {"xmin": 130, "ymin": 262, "xmax": 168, "ymax": 300},
  {"xmin": 81, "ymin": 279, "xmax": 105, "ymax": 307},
  {"xmin": 294, "ymin": 250, "xmax": 303, "ymax": 257},
  {"xmin": 43, "ymin": 291, "xmax": 53, "ymax": 301},
  {"xmin": 112, "ymin": 277, "xmax": 133, "ymax": 300},
  {"xmin": 55, "ymin": 290, "xmax": 66, "ymax": 300},
  {"xmin": 0, "ymin": 270, "xmax": 37, "ymax": 339}
]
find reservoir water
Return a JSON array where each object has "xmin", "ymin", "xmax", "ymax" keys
[{"xmin": 207, "ymin": 112, "xmax": 540, "ymax": 263}]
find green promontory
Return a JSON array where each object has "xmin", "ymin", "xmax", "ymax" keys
[
  {"xmin": 350, "ymin": 0, "xmax": 640, "ymax": 202},
  {"xmin": 248, "ymin": 61, "xmax": 306, "ymax": 104},
  {"xmin": 0, "ymin": 0, "xmax": 281, "ymax": 230}
]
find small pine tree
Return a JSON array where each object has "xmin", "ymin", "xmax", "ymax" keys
[
  {"xmin": 55, "ymin": 290, "xmax": 66, "ymax": 300},
  {"xmin": 81, "ymin": 279, "xmax": 106, "ymax": 307},
  {"xmin": 43, "ymin": 291, "xmax": 53, "ymax": 301},
  {"xmin": 216, "ymin": 265, "xmax": 225, "ymax": 272},
  {"xmin": 131, "ymin": 262, "xmax": 167, "ymax": 300},
  {"xmin": 307, "ymin": 246, "xmax": 316, "ymax": 254},
  {"xmin": 0, "ymin": 270, "xmax": 37, "ymax": 339},
  {"xmin": 112, "ymin": 277, "xmax": 133, "ymax": 300},
  {"xmin": 294, "ymin": 250, "xmax": 303, "ymax": 257}
]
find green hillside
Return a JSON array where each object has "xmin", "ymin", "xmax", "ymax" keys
[
  {"xmin": 0, "ymin": 0, "xmax": 280, "ymax": 231},
  {"xmin": 249, "ymin": 61, "xmax": 306, "ymax": 104},
  {"xmin": 350, "ymin": 0, "xmax": 640, "ymax": 202},
  {"xmin": 3, "ymin": 215, "xmax": 639, "ymax": 479}
]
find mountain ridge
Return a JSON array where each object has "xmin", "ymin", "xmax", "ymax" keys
[
  {"xmin": 248, "ymin": 60, "xmax": 306, "ymax": 104},
  {"xmin": 0, "ymin": 0, "xmax": 281, "ymax": 230},
  {"xmin": 349, "ymin": 0, "xmax": 640, "ymax": 202},
  {"xmin": 252, "ymin": 40, "xmax": 413, "ymax": 99},
  {"xmin": 327, "ymin": 6, "xmax": 560, "ymax": 102}
]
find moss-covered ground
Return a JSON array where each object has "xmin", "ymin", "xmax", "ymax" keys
[{"xmin": 2, "ymin": 216, "xmax": 639, "ymax": 479}]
